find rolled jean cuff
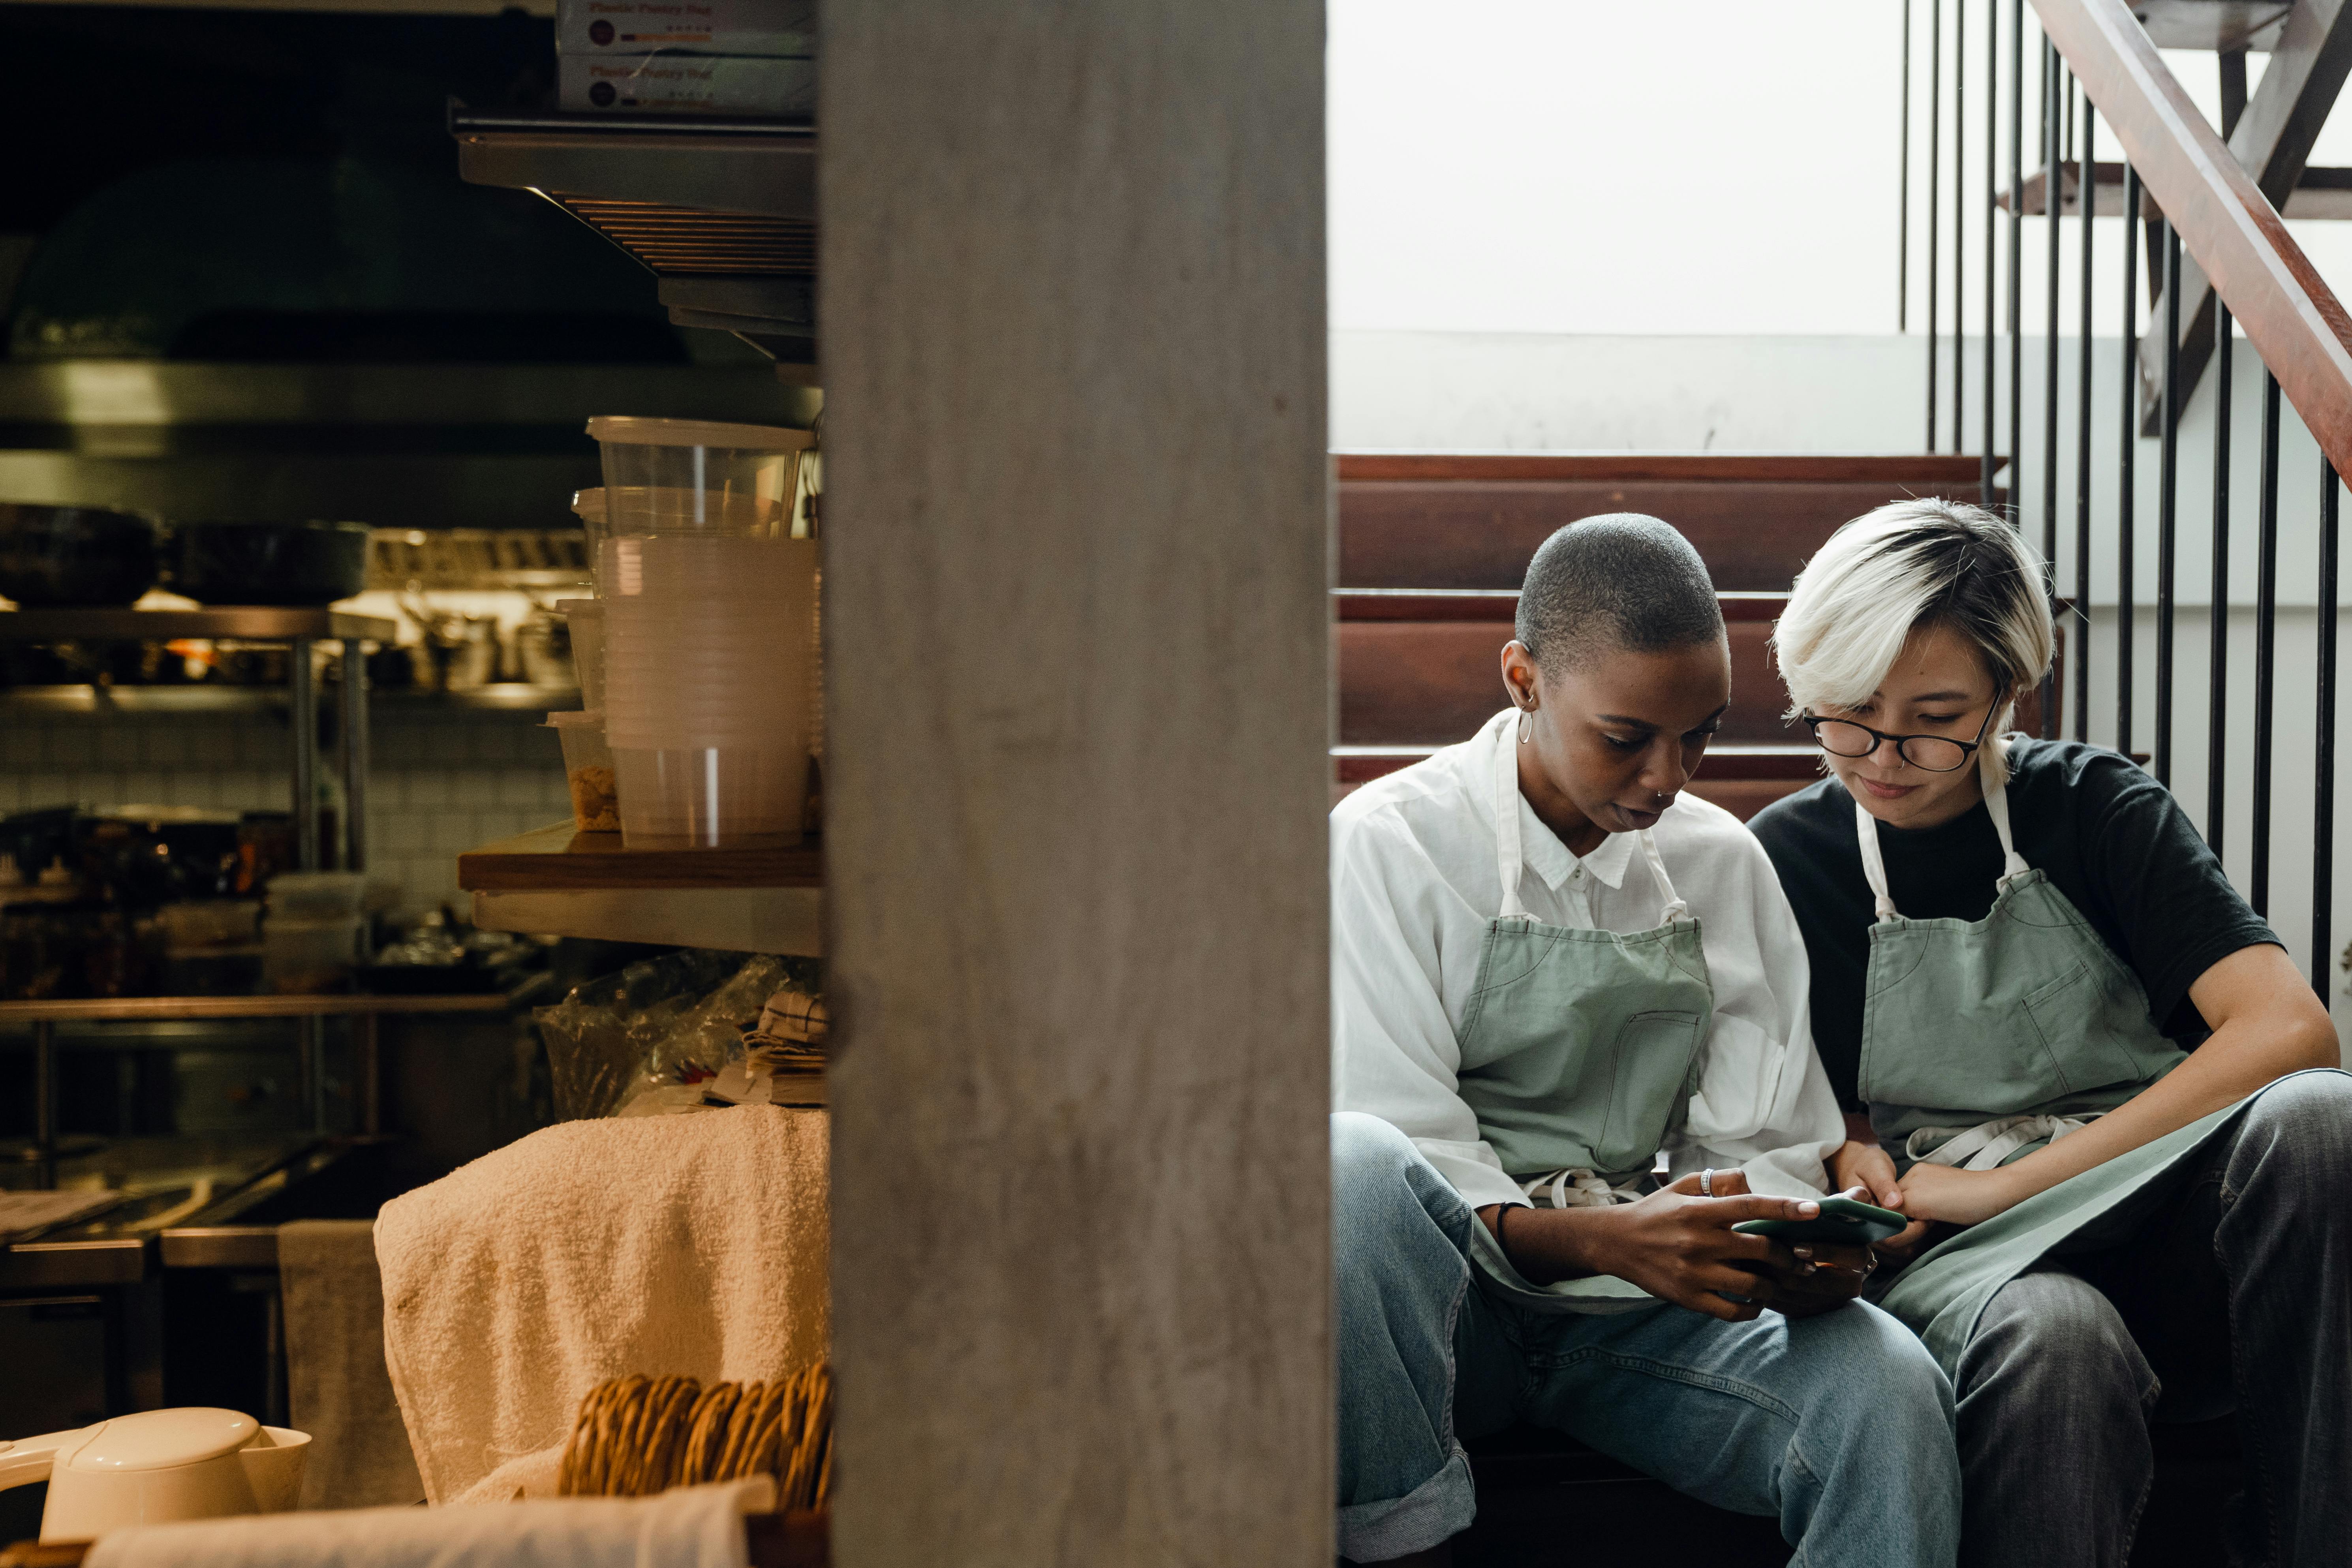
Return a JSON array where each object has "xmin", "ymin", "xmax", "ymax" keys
[{"xmin": 1336, "ymin": 1446, "xmax": 1475, "ymax": 1563}]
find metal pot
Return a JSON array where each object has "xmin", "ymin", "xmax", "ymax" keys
[
  {"xmin": 172, "ymin": 519, "xmax": 371, "ymax": 606},
  {"xmin": 0, "ymin": 504, "xmax": 161, "ymax": 606}
]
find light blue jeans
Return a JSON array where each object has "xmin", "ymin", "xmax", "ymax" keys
[{"xmin": 1334, "ymin": 1112, "xmax": 1962, "ymax": 1566}]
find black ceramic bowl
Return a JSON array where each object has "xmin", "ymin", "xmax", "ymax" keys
[
  {"xmin": 173, "ymin": 519, "xmax": 372, "ymax": 607},
  {"xmin": 0, "ymin": 503, "xmax": 161, "ymax": 606}
]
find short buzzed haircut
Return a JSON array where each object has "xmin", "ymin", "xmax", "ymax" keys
[{"xmin": 1514, "ymin": 513, "xmax": 1725, "ymax": 674}]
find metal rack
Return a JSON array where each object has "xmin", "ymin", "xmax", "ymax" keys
[
  {"xmin": 449, "ymin": 107, "xmax": 818, "ymax": 363},
  {"xmin": 0, "ymin": 606, "xmax": 401, "ymax": 1176}
]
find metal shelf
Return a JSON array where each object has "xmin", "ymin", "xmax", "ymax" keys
[
  {"xmin": 0, "ymin": 682, "xmax": 576, "ymax": 715},
  {"xmin": 449, "ymin": 108, "xmax": 815, "ymax": 217},
  {"xmin": 0, "ymin": 607, "xmax": 396, "ymax": 642},
  {"xmin": 451, "ymin": 106, "xmax": 818, "ymax": 362},
  {"xmin": 0, "ymin": 993, "xmax": 511, "ymax": 1025},
  {"xmin": 458, "ymin": 822, "xmax": 822, "ymax": 954}
]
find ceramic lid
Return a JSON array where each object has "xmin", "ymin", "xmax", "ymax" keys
[{"xmin": 62, "ymin": 1409, "xmax": 258, "ymax": 1472}]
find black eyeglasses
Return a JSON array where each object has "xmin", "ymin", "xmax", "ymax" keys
[{"xmin": 1799, "ymin": 704, "xmax": 1996, "ymax": 774}]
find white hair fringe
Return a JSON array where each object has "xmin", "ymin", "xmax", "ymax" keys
[{"xmin": 1773, "ymin": 498, "xmax": 2055, "ymax": 787}]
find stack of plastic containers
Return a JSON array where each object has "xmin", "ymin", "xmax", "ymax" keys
[
  {"xmin": 587, "ymin": 416, "xmax": 818, "ymax": 849},
  {"xmin": 263, "ymin": 871, "xmax": 365, "ymax": 993}
]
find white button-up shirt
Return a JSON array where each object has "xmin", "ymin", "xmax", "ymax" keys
[{"xmin": 1333, "ymin": 710, "xmax": 1845, "ymax": 1212}]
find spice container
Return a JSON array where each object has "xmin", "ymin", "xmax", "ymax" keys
[{"xmin": 549, "ymin": 710, "xmax": 621, "ymax": 832}]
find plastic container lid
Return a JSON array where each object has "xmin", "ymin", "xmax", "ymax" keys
[
  {"xmin": 265, "ymin": 914, "xmax": 363, "ymax": 933},
  {"xmin": 584, "ymin": 417, "xmax": 815, "ymax": 451},
  {"xmin": 63, "ymin": 1408, "xmax": 258, "ymax": 1473},
  {"xmin": 268, "ymin": 872, "xmax": 364, "ymax": 892}
]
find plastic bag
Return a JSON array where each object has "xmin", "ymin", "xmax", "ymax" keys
[{"xmin": 535, "ymin": 950, "xmax": 815, "ymax": 1120}]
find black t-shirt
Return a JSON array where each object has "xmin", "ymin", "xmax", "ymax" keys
[{"xmin": 1747, "ymin": 738, "xmax": 2280, "ymax": 1110}]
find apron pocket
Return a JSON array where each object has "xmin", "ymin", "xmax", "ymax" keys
[
  {"xmin": 2020, "ymin": 960, "xmax": 2095, "ymax": 1094},
  {"xmin": 1593, "ymin": 1010, "xmax": 1703, "ymax": 1173}
]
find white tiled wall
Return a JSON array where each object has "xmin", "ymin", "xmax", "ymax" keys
[{"xmin": 0, "ymin": 706, "xmax": 573, "ymax": 917}]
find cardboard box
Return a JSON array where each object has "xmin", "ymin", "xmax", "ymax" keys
[
  {"xmin": 559, "ymin": 0, "xmax": 815, "ymax": 59},
  {"xmin": 559, "ymin": 52, "xmax": 816, "ymax": 116}
]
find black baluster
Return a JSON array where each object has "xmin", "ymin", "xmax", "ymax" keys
[
  {"xmin": 2004, "ymin": 0, "xmax": 2022, "ymax": 517},
  {"xmin": 2208, "ymin": 305, "xmax": 2233, "ymax": 858},
  {"xmin": 2119, "ymin": 165, "xmax": 2140, "ymax": 762},
  {"xmin": 1927, "ymin": 0, "xmax": 1943, "ymax": 451},
  {"xmin": 2156, "ymin": 223, "xmax": 2180, "ymax": 784},
  {"xmin": 2316, "ymin": 463, "xmax": 2339, "ymax": 994},
  {"xmin": 2252, "ymin": 372, "xmax": 2280, "ymax": 916},
  {"xmin": 2075, "ymin": 92, "xmax": 2095, "ymax": 744},
  {"xmin": 1984, "ymin": 0, "xmax": 1999, "ymax": 508},
  {"xmin": 1956, "ymin": 0, "xmax": 1968, "ymax": 453},
  {"xmin": 2042, "ymin": 39, "xmax": 2063, "ymax": 738},
  {"xmin": 1901, "ymin": 0, "xmax": 1913, "ymax": 337}
]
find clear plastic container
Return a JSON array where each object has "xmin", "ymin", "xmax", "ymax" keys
[
  {"xmin": 155, "ymin": 899, "xmax": 263, "ymax": 952},
  {"xmin": 265, "ymin": 871, "xmax": 366, "ymax": 922},
  {"xmin": 264, "ymin": 915, "xmax": 360, "ymax": 994},
  {"xmin": 614, "ymin": 745, "xmax": 802, "ymax": 850},
  {"xmin": 549, "ymin": 709, "xmax": 620, "ymax": 832},
  {"xmin": 554, "ymin": 598, "xmax": 606, "ymax": 709},
  {"xmin": 571, "ymin": 486, "xmax": 607, "ymax": 543},
  {"xmin": 584, "ymin": 417, "xmax": 814, "ymax": 539},
  {"xmin": 599, "ymin": 537, "xmax": 815, "ymax": 726}
]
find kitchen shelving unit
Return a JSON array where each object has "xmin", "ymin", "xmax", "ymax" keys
[
  {"xmin": 0, "ymin": 606, "xmax": 394, "ymax": 873},
  {"xmin": 0, "ymin": 606, "xmax": 517, "ymax": 1185},
  {"xmin": 445, "ymin": 106, "xmax": 826, "ymax": 950}
]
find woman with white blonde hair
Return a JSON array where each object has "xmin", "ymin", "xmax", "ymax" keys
[{"xmin": 1750, "ymin": 496, "xmax": 2352, "ymax": 1568}]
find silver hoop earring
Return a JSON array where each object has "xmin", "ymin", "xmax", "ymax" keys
[{"xmin": 1516, "ymin": 706, "xmax": 1535, "ymax": 744}]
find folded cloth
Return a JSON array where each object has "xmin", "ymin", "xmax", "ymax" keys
[
  {"xmin": 279, "ymin": 1220, "xmax": 426, "ymax": 1509},
  {"xmin": 83, "ymin": 1477, "xmax": 772, "ymax": 1568},
  {"xmin": 376, "ymin": 1104, "xmax": 828, "ymax": 1505}
]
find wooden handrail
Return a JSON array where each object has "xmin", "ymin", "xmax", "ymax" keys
[{"xmin": 2035, "ymin": 0, "xmax": 2352, "ymax": 476}]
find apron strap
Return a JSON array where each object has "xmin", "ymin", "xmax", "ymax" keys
[
  {"xmin": 1905, "ymin": 1111, "xmax": 2100, "ymax": 1171},
  {"xmin": 1852, "ymin": 731, "xmax": 2032, "ymax": 922},
  {"xmin": 1493, "ymin": 713, "xmax": 1533, "ymax": 920},
  {"xmin": 1854, "ymin": 800, "xmax": 1901, "ymax": 922},
  {"xmin": 1980, "ymin": 736, "xmax": 2033, "ymax": 889},
  {"xmin": 1634, "ymin": 828, "xmax": 1689, "ymax": 921}
]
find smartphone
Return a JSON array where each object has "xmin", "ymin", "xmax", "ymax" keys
[{"xmin": 1731, "ymin": 1195, "xmax": 1908, "ymax": 1247}]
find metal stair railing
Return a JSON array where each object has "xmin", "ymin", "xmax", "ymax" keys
[{"xmin": 1904, "ymin": 0, "xmax": 2352, "ymax": 994}]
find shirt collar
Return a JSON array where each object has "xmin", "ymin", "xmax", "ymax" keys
[
  {"xmin": 1517, "ymin": 798, "xmax": 1637, "ymax": 891},
  {"xmin": 1477, "ymin": 710, "xmax": 1638, "ymax": 894}
]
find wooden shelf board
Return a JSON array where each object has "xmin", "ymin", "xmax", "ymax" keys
[{"xmin": 457, "ymin": 822, "xmax": 824, "ymax": 892}]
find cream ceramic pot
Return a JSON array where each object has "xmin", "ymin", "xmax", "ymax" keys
[{"xmin": 0, "ymin": 1408, "xmax": 309, "ymax": 1541}]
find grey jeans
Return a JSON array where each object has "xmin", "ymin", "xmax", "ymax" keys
[{"xmin": 1941, "ymin": 1070, "xmax": 2352, "ymax": 1568}]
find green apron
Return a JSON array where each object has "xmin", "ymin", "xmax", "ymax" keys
[
  {"xmin": 1457, "ymin": 726, "xmax": 1716, "ymax": 1313},
  {"xmin": 1864, "ymin": 740, "xmax": 2249, "ymax": 1374}
]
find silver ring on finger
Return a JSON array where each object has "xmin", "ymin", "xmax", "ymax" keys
[{"xmin": 1700, "ymin": 1168, "xmax": 1715, "ymax": 1197}]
